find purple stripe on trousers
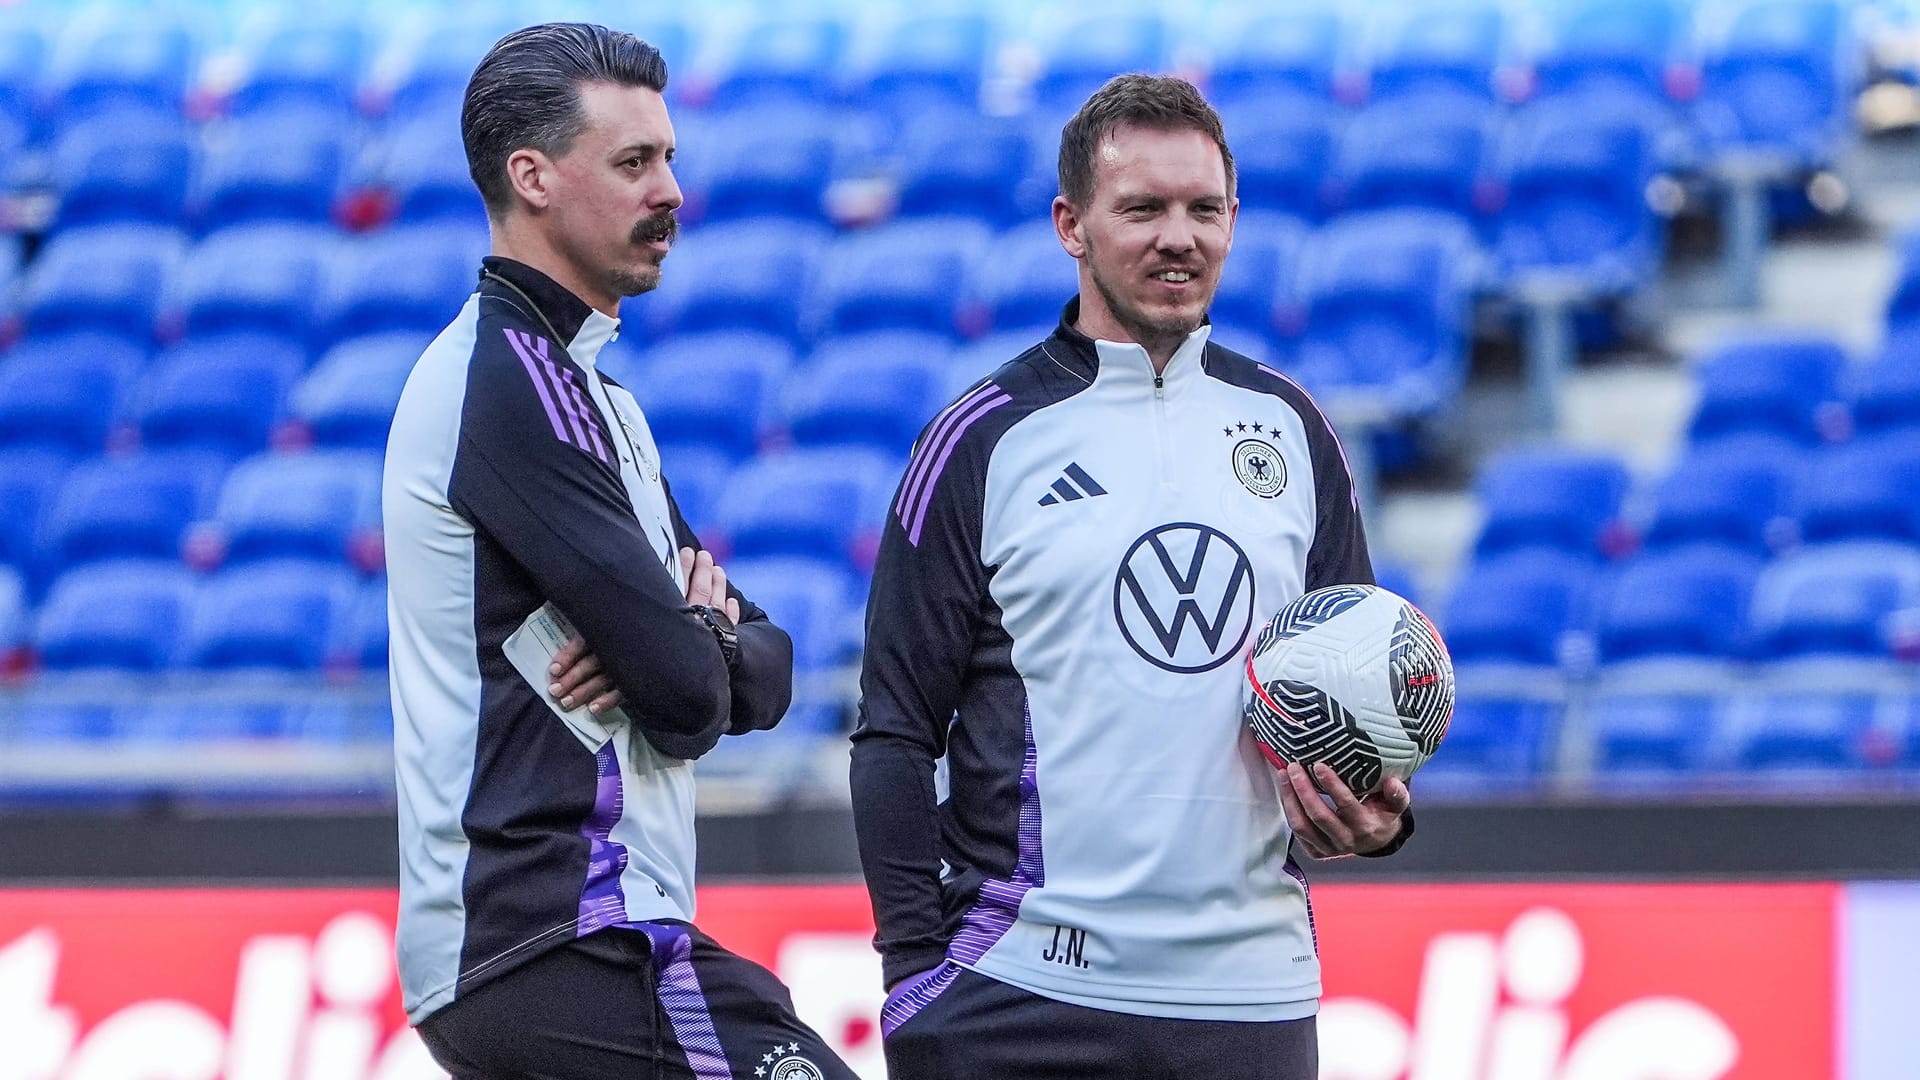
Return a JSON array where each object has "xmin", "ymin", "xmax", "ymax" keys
[
  {"xmin": 639, "ymin": 925, "xmax": 733, "ymax": 1080},
  {"xmin": 880, "ymin": 961, "xmax": 961, "ymax": 1038},
  {"xmin": 558, "ymin": 367, "xmax": 612, "ymax": 463},
  {"xmin": 577, "ymin": 741, "xmax": 629, "ymax": 935},
  {"xmin": 947, "ymin": 701, "xmax": 1043, "ymax": 966},
  {"xmin": 503, "ymin": 329, "xmax": 571, "ymax": 445},
  {"xmin": 893, "ymin": 383, "xmax": 999, "ymax": 520},
  {"xmin": 905, "ymin": 392, "xmax": 1010, "ymax": 545},
  {"xmin": 1282, "ymin": 854, "xmax": 1317, "ymax": 953}
]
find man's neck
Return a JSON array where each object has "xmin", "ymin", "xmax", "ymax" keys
[
  {"xmin": 489, "ymin": 221, "xmax": 618, "ymax": 318},
  {"xmin": 1073, "ymin": 300, "xmax": 1185, "ymax": 375}
]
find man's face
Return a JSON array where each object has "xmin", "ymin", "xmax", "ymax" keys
[
  {"xmin": 543, "ymin": 81, "xmax": 683, "ymax": 300},
  {"xmin": 1058, "ymin": 124, "xmax": 1236, "ymax": 345}
]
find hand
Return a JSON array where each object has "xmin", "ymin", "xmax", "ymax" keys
[
  {"xmin": 679, "ymin": 547, "xmax": 741, "ymax": 624},
  {"xmin": 547, "ymin": 636, "xmax": 623, "ymax": 716},
  {"xmin": 1275, "ymin": 760, "xmax": 1411, "ymax": 859}
]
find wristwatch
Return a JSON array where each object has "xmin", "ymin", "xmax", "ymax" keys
[{"xmin": 690, "ymin": 604, "xmax": 739, "ymax": 665}]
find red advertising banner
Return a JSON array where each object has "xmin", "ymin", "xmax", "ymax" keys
[{"xmin": 0, "ymin": 882, "xmax": 1838, "ymax": 1079}]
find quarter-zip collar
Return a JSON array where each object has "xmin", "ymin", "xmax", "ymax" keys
[
  {"xmin": 478, "ymin": 256, "xmax": 622, "ymax": 369},
  {"xmin": 1048, "ymin": 296, "xmax": 1213, "ymax": 395}
]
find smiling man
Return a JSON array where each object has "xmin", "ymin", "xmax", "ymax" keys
[
  {"xmin": 851, "ymin": 75, "xmax": 1416, "ymax": 1078},
  {"xmin": 383, "ymin": 23, "xmax": 854, "ymax": 1080}
]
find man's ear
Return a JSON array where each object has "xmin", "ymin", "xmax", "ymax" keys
[
  {"xmin": 1053, "ymin": 195, "xmax": 1087, "ymax": 260},
  {"xmin": 505, "ymin": 147, "xmax": 555, "ymax": 212}
]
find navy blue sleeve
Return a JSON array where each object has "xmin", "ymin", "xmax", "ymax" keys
[
  {"xmin": 662, "ymin": 475, "xmax": 794, "ymax": 736},
  {"xmin": 850, "ymin": 413, "xmax": 994, "ymax": 988},
  {"xmin": 449, "ymin": 324, "xmax": 729, "ymax": 760},
  {"xmin": 1300, "ymin": 405, "xmax": 1374, "ymax": 591}
]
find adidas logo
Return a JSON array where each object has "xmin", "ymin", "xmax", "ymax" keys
[{"xmin": 1038, "ymin": 463, "xmax": 1108, "ymax": 506}]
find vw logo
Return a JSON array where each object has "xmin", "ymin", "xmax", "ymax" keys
[{"xmin": 1112, "ymin": 522, "xmax": 1257, "ymax": 674}]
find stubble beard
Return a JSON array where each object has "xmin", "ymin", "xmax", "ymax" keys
[{"xmin": 1086, "ymin": 246, "xmax": 1206, "ymax": 357}]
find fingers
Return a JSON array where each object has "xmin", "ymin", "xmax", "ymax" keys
[
  {"xmin": 710, "ymin": 564, "xmax": 728, "ymax": 609},
  {"xmin": 679, "ymin": 547, "xmax": 696, "ymax": 587},
  {"xmin": 1313, "ymin": 763, "xmax": 1365, "ymax": 817},
  {"xmin": 1275, "ymin": 761, "xmax": 1341, "ymax": 858},
  {"xmin": 547, "ymin": 635, "xmax": 585, "ymax": 680},
  {"xmin": 686, "ymin": 549, "xmax": 717, "ymax": 607},
  {"xmin": 589, "ymin": 687, "xmax": 624, "ymax": 714},
  {"xmin": 725, "ymin": 595, "xmax": 742, "ymax": 625},
  {"xmin": 1286, "ymin": 763, "xmax": 1357, "ymax": 852},
  {"xmin": 550, "ymin": 653, "xmax": 602, "ymax": 709},
  {"xmin": 1376, "ymin": 776, "xmax": 1413, "ymax": 815}
]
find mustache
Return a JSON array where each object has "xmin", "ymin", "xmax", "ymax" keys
[{"xmin": 632, "ymin": 212, "xmax": 679, "ymax": 246}]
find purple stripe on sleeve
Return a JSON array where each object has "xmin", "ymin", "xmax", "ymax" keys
[
  {"xmin": 946, "ymin": 701, "xmax": 1043, "ymax": 966},
  {"xmin": 1282, "ymin": 854, "xmax": 1317, "ymax": 953},
  {"xmin": 576, "ymin": 741, "xmax": 629, "ymax": 935},
  {"xmin": 503, "ymin": 329, "xmax": 572, "ymax": 445},
  {"xmin": 893, "ymin": 384, "xmax": 999, "ymax": 520},
  {"xmin": 880, "ymin": 961, "xmax": 961, "ymax": 1038},
  {"xmin": 558, "ymin": 366, "xmax": 612, "ymax": 463},
  {"xmin": 533, "ymin": 342, "xmax": 599, "ymax": 461},
  {"xmin": 1259, "ymin": 362, "xmax": 1358, "ymax": 509},
  {"xmin": 904, "ymin": 392, "xmax": 1010, "ymax": 545},
  {"xmin": 639, "ymin": 925, "xmax": 733, "ymax": 1080}
]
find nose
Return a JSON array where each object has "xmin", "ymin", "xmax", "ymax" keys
[
  {"xmin": 1155, "ymin": 215, "xmax": 1197, "ymax": 256},
  {"xmin": 653, "ymin": 163, "xmax": 684, "ymax": 214}
]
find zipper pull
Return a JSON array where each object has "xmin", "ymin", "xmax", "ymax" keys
[{"xmin": 1154, "ymin": 374, "xmax": 1165, "ymax": 400}]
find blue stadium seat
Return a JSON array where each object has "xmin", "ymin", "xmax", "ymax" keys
[
  {"xmin": 1642, "ymin": 436, "xmax": 1803, "ymax": 554},
  {"xmin": 1362, "ymin": 4, "xmax": 1506, "ymax": 102},
  {"xmin": 1531, "ymin": 0, "xmax": 1682, "ymax": 106},
  {"xmin": 1882, "ymin": 240, "xmax": 1920, "ymax": 358},
  {"xmin": 1849, "ymin": 351, "xmax": 1920, "ymax": 438},
  {"xmin": 1797, "ymin": 433, "xmax": 1920, "ymax": 545},
  {"xmin": 226, "ymin": 15, "xmax": 366, "ymax": 116},
  {"xmin": 0, "ymin": 23, "xmax": 44, "ymax": 130},
  {"xmin": 1330, "ymin": 95, "xmax": 1496, "ymax": 222},
  {"xmin": 0, "ymin": 450, "xmax": 69, "ymax": 575},
  {"xmin": 1730, "ymin": 689, "xmax": 1875, "ymax": 772},
  {"xmin": 196, "ymin": 107, "xmax": 347, "ymax": 229},
  {"xmin": 291, "ymin": 333, "xmax": 428, "ymax": 449},
  {"xmin": 1494, "ymin": 103, "xmax": 1663, "ymax": 294},
  {"xmin": 1473, "ymin": 447, "xmax": 1631, "ymax": 560},
  {"xmin": 660, "ymin": 447, "xmax": 733, "ymax": 540},
  {"xmin": 116, "ymin": 699, "xmax": 296, "ymax": 743},
  {"xmin": 34, "ymin": 560, "xmax": 196, "ymax": 670},
  {"xmin": 133, "ymin": 335, "xmax": 305, "ymax": 457},
  {"xmin": 209, "ymin": 450, "xmax": 383, "ymax": 566},
  {"xmin": 949, "ymin": 328, "xmax": 1049, "ymax": 402},
  {"xmin": 1210, "ymin": 211, "xmax": 1310, "ymax": 335},
  {"xmin": 1748, "ymin": 542, "xmax": 1920, "ymax": 658},
  {"xmin": 47, "ymin": 15, "xmax": 194, "ymax": 118},
  {"xmin": 321, "ymin": 223, "xmax": 484, "ymax": 346},
  {"xmin": 634, "ymin": 219, "xmax": 831, "ymax": 342},
  {"xmin": 1418, "ymin": 688, "xmax": 1557, "ymax": 782},
  {"xmin": 1207, "ymin": 10, "xmax": 1345, "ymax": 106},
  {"xmin": 0, "ymin": 564, "xmax": 21, "ymax": 655},
  {"xmin": 680, "ymin": 105, "xmax": 839, "ymax": 222},
  {"xmin": 716, "ymin": 448, "xmax": 900, "ymax": 564},
  {"xmin": 1694, "ymin": 0, "xmax": 1852, "ymax": 166},
  {"xmin": 1287, "ymin": 210, "xmax": 1477, "ymax": 421},
  {"xmin": 895, "ymin": 110, "xmax": 1030, "ymax": 224},
  {"xmin": 340, "ymin": 578, "xmax": 389, "ymax": 671},
  {"xmin": 706, "ymin": 16, "xmax": 847, "ymax": 106},
  {"xmin": 862, "ymin": 13, "xmax": 989, "ymax": 112},
  {"xmin": 726, "ymin": 556, "xmax": 857, "ymax": 671},
  {"xmin": 377, "ymin": 11, "xmax": 519, "ymax": 120},
  {"xmin": 0, "ymin": 334, "xmax": 142, "ymax": 456},
  {"xmin": 1590, "ymin": 684, "xmax": 1722, "ymax": 774},
  {"xmin": 814, "ymin": 218, "xmax": 991, "ymax": 337},
  {"xmin": 380, "ymin": 116, "xmax": 486, "ymax": 225},
  {"xmin": 784, "ymin": 333, "xmax": 952, "ymax": 453},
  {"xmin": 1031, "ymin": 14, "xmax": 1169, "ymax": 115},
  {"xmin": 630, "ymin": 333, "xmax": 796, "ymax": 461},
  {"xmin": 38, "ymin": 452, "xmax": 226, "ymax": 571},
  {"xmin": 1219, "ymin": 99, "xmax": 1337, "ymax": 222},
  {"xmin": 1688, "ymin": 333, "xmax": 1846, "ymax": 447},
  {"xmin": 1595, "ymin": 548, "xmax": 1765, "ymax": 661},
  {"xmin": 23, "ymin": 224, "xmax": 186, "ymax": 343},
  {"xmin": 52, "ymin": 112, "xmax": 192, "ymax": 228},
  {"xmin": 180, "ymin": 560, "xmax": 361, "ymax": 670},
  {"xmin": 972, "ymin": 221, "xmax": 1080, "ymax": 335},
  {"xmin": 1442, "ymin": 550, "xmax": 1596, "ymax": 666},
  {"xmin": 173, "ymin": 224, "xmax": 336, "ymax": 346}
]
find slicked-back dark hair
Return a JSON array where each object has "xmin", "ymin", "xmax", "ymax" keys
[
  {"xmin": 461, "ymin": 22, "xmax": 669, "ymax": 216},
  {"xmin": 1057, "ymin": 74, "xmax": 1236, "ymax": 208}
]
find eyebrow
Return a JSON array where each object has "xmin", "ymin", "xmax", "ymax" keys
[{"xmin": 614, "ymin": 142, "xmax": 673, "ymax": 161}]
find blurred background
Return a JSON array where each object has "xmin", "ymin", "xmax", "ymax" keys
[{"xmin": 0, "ymin": 0, "xmax": 1917, "ymax": 1076}]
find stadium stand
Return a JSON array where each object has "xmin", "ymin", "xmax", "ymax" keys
[{"xmin": 0, "ymin": 0, "xmax": 1912, "ymax": 803}]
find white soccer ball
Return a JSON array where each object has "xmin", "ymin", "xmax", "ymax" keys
[{"xmin": 1242, "ymin": 584, "xmax": 1455, "ymax": 794}]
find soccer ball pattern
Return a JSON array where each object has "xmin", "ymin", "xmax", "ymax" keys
[{"xmin": 1243, "ymin": 584, "xmax": 1455, "ymax": 793}]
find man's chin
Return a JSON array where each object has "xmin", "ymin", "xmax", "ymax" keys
[{"xmin": 611, "ymin": 270, "xmax": 660, "ymax": 299}]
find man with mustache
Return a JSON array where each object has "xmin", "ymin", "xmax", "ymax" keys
[
  {"xmin": 383, "ymin": 23, "xmax": 855, "ymax": 1079},
  {"xmin": 852, "ymin": 75, "xmax": 1415, "ymax": 1078}
]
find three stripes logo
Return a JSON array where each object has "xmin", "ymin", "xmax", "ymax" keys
[{"xmin": 1038, "ymin": 463, "xmax": 1108, "ymax": 506}]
